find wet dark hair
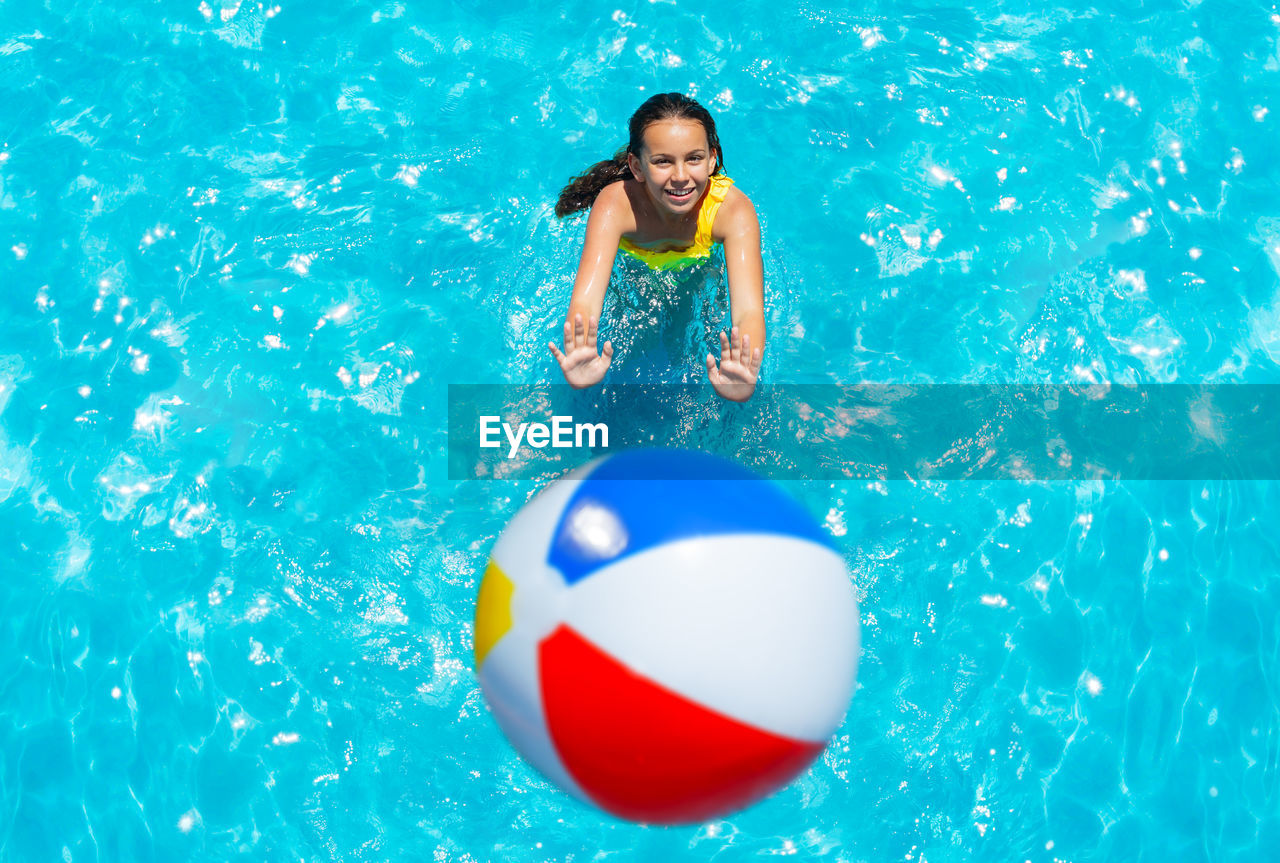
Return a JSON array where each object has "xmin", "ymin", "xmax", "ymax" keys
[{"xmin": 554, "ymin": 92, "xmax": 724, "ymax": 218}]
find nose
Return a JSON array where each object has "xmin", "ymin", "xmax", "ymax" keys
[{"xmin": 673, "ymin": 161, "xmax": 690, "ymax": 184}]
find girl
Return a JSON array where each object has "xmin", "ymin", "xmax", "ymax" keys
[{"xmin": 547, "ymin": 93, "xmax": 765, "ymax": 402}]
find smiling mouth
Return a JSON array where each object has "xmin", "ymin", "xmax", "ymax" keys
[{"xmin": 665, "ymin": 187, "xmax": 695, "ymax": 202}]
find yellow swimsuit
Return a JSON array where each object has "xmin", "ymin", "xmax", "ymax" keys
[{"xmin": 617, "ymin": 174, "xmax": 734, "ymax": 271}]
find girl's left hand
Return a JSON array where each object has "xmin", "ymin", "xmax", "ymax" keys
[{"xmin": 706, "ymin": 327, "xmax": 762, "ymax": 402}]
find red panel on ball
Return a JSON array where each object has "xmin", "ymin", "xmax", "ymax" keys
[{"xmin": 539, "ymin": 624, "xmax": 826, "ymax": 824}]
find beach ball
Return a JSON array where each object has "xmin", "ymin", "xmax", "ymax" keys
[{"xmin": 473, "ymin": 449, "xmax": 859, "ymax": 824}]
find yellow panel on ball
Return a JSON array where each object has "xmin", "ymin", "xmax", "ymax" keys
[{"xmin": 474, "ymin": 559, "xmax": 514, "ymax": 668}]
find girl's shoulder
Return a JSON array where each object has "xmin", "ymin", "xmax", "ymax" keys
[
  {"xmin": 595, "ymin": 179, "xmax": 639, "ymax": 214},
  {"xmin": 720, "ymin": 182, "xmax": 752, "ymax": 210},
  {"xmin": 711, "ymin": 183, "xmax": 759, "ymax": 241},
  {"xmin": 584, "ymin": 180, "xmax": 638, "ymax": 237}
]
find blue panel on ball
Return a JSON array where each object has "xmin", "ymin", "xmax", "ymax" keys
[{"xmin": 547, "ymin": 450, "xmax": 835, "ymax": 586}]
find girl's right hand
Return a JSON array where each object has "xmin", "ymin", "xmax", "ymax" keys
[{"xmin": 549, "ymin": 313, "xmax": 613, "ymax": 388}]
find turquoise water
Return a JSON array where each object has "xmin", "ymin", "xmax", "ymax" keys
[{"xmin": 3, "ymin": 0, "xmax": 1280, "ymax": 860}]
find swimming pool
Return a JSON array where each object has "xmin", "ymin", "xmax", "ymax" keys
[{"xmin": 1, "ymin": 0, "xmax": 1277, "ymax": 860}]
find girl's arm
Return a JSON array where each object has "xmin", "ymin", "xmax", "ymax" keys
[
  {"xmin": 708, "ymin": 191, "xmax": 765, "ymax": 401},
  {"xmin": 549, "ymin": 183, "xmax": 627, "ymax": 388},
  {"xmin": 566, "ymin": 182, "xmax": 626, "ymax": 322},
  {"xmin": 720, "ymin": 193, "xmax": 766, "ymax": 351}
]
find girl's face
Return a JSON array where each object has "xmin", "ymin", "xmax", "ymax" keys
[{"xmin": 628, "ymin": 119, "xmax": 716, "ymax": 218}]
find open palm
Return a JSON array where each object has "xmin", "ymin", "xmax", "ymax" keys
[
  {"xmin": 549, "ymin": 313, "xmax": 613, "ymax": 388},
  {"xmin": 706, "ymin": 327, "xmax": 762, "ymax": 402}
]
